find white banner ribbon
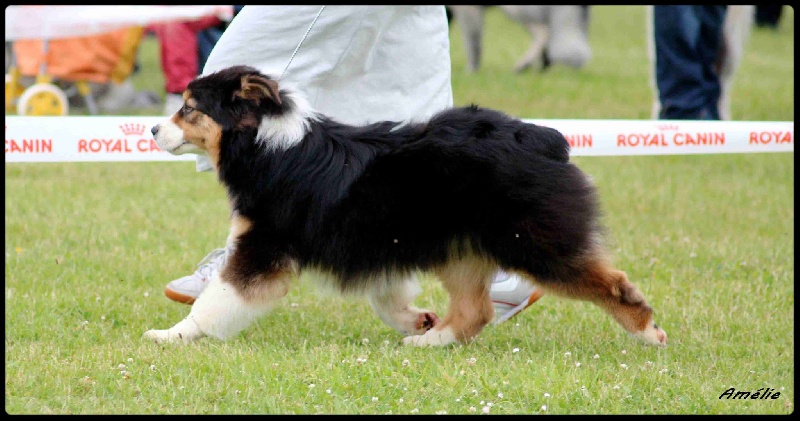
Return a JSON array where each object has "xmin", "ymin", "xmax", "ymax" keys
[{"xmin": 4, "ymin": 116, "xmax": 793, "ymax": 163}]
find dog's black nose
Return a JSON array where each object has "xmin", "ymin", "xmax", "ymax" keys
[{"xmin": 151, "ymin": 125, "xmax": 160, "ymax": 136}]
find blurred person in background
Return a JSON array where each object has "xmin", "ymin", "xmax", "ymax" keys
[
  {"xmin": 160, "ymin": 5, "xmax": 543, "ymax": 325},
  {"xmin": 651, "ymin": 5, "xmax": 735, "ymax": 120},
  {"xmin": 149, "ymin": 6, "xmax": 244, "ymax": 115},
  {"xmin": 755, "ymin": 5, "xmax": 784, "ymax": 29}
]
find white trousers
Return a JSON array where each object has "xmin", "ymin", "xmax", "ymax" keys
[{"xmin": 195, "ymin": 5, "xmax": 454, "ymax": 171}]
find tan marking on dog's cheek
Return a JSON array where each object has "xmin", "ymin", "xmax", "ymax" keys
[
  {"xmin": 200, "ymin": 116, "xmax": 223, "ymax": 171},
  {"xmin": 175, "ymin": 114, "xmax": 223, "ymax": 170}
]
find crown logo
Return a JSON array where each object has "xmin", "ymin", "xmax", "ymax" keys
[
  {"xmin": 656, "ymin": 124, "xmax": 679, "ymax": 131},
  {"xmin": 119, "ymin": 123, "xmax": 146, "ymax": 136}
]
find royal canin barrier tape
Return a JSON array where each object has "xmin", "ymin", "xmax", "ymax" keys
[{"xmin": 4, "ymin": 116, "xmax": 793, "ymax": 163}]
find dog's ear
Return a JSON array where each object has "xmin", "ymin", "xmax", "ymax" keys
[{"xmin": 234, "ymin": 74, "xmax": 282, "ymax": 106}]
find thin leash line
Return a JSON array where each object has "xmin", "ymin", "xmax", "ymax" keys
[{"xmin": 278, "ymin": 5, "xmax": 326, "ymax": 82}]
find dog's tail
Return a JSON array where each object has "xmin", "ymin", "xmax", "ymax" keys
[{"xmin": 514, "ymin": 123, "xmax": 571, "ymax": 163}]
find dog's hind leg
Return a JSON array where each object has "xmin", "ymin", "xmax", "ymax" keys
[
  {"xmin": 368, "ymin": 275, "xmax": 441, "ymax": 336},
  {"xmin": 403, "ymin": 258, "xmax": 495, "ymax": 346},
  {"xmin": 450, "ymin": 6, "xmax": 485, "ymax": 73},
  {"xmin": 513, "ymin": 23, "xmax": 550, "ymax": 73},
  {"xmin": 523, "ymin": 251, "xmax": 667, "ymax": 347},
  {"xmin": 143, "ymin": 253, "xmax": 294, "ymax": 343}
]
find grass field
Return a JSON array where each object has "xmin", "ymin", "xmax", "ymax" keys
[{"xmin": 4, "ymin": 6, "xmax": 794, "ymax": 414}]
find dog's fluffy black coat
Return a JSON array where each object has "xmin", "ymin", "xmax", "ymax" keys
[
  {"xmin": 147, "ymin": 65, "xmax": 666, "ymax": 347},
  {"xmin": 191, "ymin": 66, "xmax": 599, "ymax": 294}
]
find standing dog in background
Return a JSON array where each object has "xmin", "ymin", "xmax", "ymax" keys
[
  {"xmin": 647, "ymin": 5, "xmax": 754, "ymax": 120},
  {"xmin": 448, "ymin": 5, "xmax": 592, "ymax": 73}
]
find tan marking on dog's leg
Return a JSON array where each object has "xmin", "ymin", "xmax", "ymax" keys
[
  {"xmin": 403, "ymin": 257, "xmax": 495, "ymax": 346},
  {"xmin": 225, "ymin": 213, "xmax": 253, "ymax": 250},
  {"xmin": 368, "ymin": 276, "xmax": 440, "ymax": 336},
  {"xmin": 525, "ymin": 250, "xmax": 667, "ymax": 347}
]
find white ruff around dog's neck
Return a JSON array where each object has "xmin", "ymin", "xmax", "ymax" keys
[{"xmin": 256, "ymin": 90, "xmax": 320, "ymax": 151}]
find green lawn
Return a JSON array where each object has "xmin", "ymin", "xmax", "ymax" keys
[{"xmin": 4, "ymin": 6, "xmax": 794, "ymax": 414}]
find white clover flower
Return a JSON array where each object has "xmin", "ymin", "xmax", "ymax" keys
[
  {"xmin": 469, "ymin": 407, "xmax": 476, "ymax": 413},
  {"xmin": 592, "ymin": 354, "xmax": 599, "ymax": 360},
  {"xmin": 512, "ymin": 348, "xmax": 520, "ymax": 353},
  {"xmin": 541, "ymin": 405, "xmax": 548, "ymax": 411},
  {"xmin": 497, "ymin": 393, "xmax": 503, "ymax": 398},
  {"xmin": 482, "ymin": 406, "xmax": 491, "ymax": 414},
  {"xmin": 143, "ymin": 291, "xmax": 150, "ymax": 297},
  {"xmin": 621, "ymin": 350, "xmax": 627, "ymax": 355},
  {"xmin": 118, "ymin": 363, "xmax": 126, "ymax": 370},
  {"xmin": 402, "ymin": 359, "xmax": 410, "ymax": 367},
  {"xmin": 372, "ymin": 397, "xmax": 378, "ymax": 402},
  {"xmin": 575, "ymin": 362, "xmax": 581, "ymax": 368},
  {"xmin": 410, "ymin": 408, "xmax": 419, "ymax": 414},
  {"xmin": 309, "ymin": 384, "xmax": 315, "ymax": 389},
  {"xmin": 544, "ymin": 393, "xmax": 551, "ymax": 398},
  {"xmin": 620, "ymin": 363, "xmax": 629, "ymax": 370},
  {"xmin": 362, "ymin": 338, "xmax": 370, "ymax": 345},
  {"xmin": 564, "ymin": 351, "xmax": 571, "ymax": 357},
  {"xmin": 467, "ymin": 357, "xmax": 477, "ymax": 366}
]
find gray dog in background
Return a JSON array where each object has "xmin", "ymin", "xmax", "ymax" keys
[{"xmin": 448, "ymin": 5, "xmax": 592, "ymax": 73}]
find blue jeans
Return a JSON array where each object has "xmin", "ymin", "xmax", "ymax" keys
[{"xmin": 653, "ymin": 5, "xmax": 727, "ymax": 120}]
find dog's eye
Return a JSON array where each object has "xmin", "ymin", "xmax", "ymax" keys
[{"xmin": 182, "ymin": 104, "xmax": 195, "ymax": 115}]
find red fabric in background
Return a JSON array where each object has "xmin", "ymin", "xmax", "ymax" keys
[{"xmin": 148, "ymin": 16, "xmax": 221, "ymax": 94}]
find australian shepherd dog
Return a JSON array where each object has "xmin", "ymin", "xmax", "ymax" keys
[{"xmin": 145, "ymin": 65, "xmax": 667, "ymax": 347}]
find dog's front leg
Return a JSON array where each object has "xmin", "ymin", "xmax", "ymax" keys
[{"xmin": 143, "ymin": 270, "xmax": 283, "ymax": 343}]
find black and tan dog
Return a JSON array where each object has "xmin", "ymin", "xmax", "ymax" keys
[{"xmin": 145, "ymin": 65, "xmax": 667, "ymax": 347}]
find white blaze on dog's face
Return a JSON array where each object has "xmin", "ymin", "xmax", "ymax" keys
[{"xmin": 152, "ymin": 92, "xmax": 221, "ymax": 156}]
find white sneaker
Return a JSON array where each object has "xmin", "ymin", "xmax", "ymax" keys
[
  {"xmin": 490, "ymin": 270, "xmax": 544, "ymax": 325},
  {"xmin": 164, "ymin": 248, "xmax": 227, "ymax": 304}
]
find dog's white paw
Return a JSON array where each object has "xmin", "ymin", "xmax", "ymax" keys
[
  {"xmin": 402, "ymin": 326, "xmax": 457, "ymax": 347},
  {"xmin": 143, "ymin": 318, "xmax": 205, "ymax": 344},
  {"xmin": 631, "ymin": 323, "xmax": 668, "ymax": 347}
]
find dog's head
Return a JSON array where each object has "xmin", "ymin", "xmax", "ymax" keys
[{"xmin": 151, "ymin": 65, "xmax": 317, "ymax": 164}]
